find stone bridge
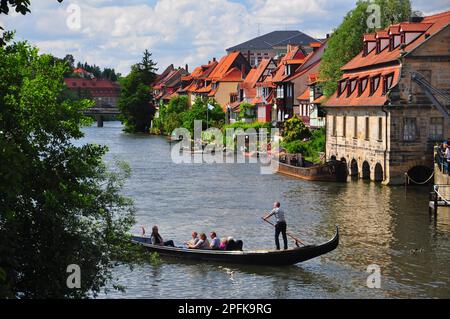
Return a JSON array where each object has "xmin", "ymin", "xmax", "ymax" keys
[{"xmin": 83, "ymin": 107, "xmax": 120, "ymax": 127}]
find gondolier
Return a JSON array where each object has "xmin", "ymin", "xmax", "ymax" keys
[{"xmin": 264, "ymin": 202, "xmax": 288, "ymax": 250}]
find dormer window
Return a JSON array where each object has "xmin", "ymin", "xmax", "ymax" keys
[
  {"xmin": 347, "ymin": 78, "xmax": 357, "ymax": 97},
  {"xmin": 402, "ymin": 32, "xmax": 423, "ymax": 45},
  {"xmin": 338, "ymin": 79, "xmax": 348, "ymax": 97},
  {"xmin": 376, "ymin": 38, "xmax": 389, "ymax": 53},
  {"xmin": 389, "ymin": 34, "xmax": 402, "ymax": 50},
  {"xmin": 358, "ymin": 77, "xmax": 369, "ymax": 96},
  {"xmin": 370, "ymin": 75, "xmax": 381, "ymax": 96},
  {"xmin": 363, "ymin": 34, "xmax": 377, "ymax": 56},
  {"xmin": 382, "ymin": 73, "xmax": 394, "ymax": 95}
]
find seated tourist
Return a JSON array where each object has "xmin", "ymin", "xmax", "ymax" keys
[
  {"xmin": 219, "ymin": 238, "xmax": 228, "ymax": 250},
  {"xmin": 188, "ymin": 233, "xmax": 210, "ymax": 250},
  {"xmin": 209, "ymin": 232, "xmax": 220, "ymax": 250},
  {"xmin": 184, "ymin": 232, "xmax": 199, "ymax": 246},
  {"xmin": 150, "ymin": 225, "xmax": 175, "ymax": 247},
  {"xmin": 226, "ymin": 237, "xmax": 236, "ymax": 251}
]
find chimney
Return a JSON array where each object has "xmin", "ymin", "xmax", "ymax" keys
[
  {"xmin": 326, "ymin": 34, "xmax": 330, "ymax": 39},
  {"xmin": 185, "ymin": 64, "xmax": 189, "ymax": 73},
  {"xmin": 247, "ymin": 50, "xmax": 251, "ymax": 65},
  {"xmin": 213, "ymin": 57, "xmax": 216, "ymax": 62}
]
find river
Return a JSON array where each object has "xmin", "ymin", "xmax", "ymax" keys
[{"xmin": 78, "ymin": 122, "xmax": 450, "ymax": 299}]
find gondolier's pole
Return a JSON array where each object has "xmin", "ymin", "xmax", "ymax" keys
[{"xmin": 261, "ymin": 217, "xmax": 306, "ymax": 247}]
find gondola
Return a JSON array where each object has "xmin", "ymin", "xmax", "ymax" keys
[{"xmin": 131, "ymin": 226, "xmax": 339, "ymax": 266}]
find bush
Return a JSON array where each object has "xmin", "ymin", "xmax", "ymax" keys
[{"xmin": 283, "ymin": 115, "xmax": 311, "ymax": 143}]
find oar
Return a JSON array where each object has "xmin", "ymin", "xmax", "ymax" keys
[{"xmin": 261, "ymin": 216, "xmax": 306, "ymax": 247}]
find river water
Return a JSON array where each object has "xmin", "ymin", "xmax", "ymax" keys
[{"xmin": 79, "ymin": 122, "xmax": 450, "ymax": 299}]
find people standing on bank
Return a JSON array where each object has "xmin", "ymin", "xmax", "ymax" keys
[{"xmin": 263, "ymin": 202, "xmax": 288, "ymax": 250}]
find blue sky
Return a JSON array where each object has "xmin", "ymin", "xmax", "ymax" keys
[{"xmin": 0, "ymin": 0, "xmax": 448, "ymax": 75}]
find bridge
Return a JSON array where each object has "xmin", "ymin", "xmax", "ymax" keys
[{"xmin": 83, "ymin": 106, "xmax": 121, "ymax": 127}]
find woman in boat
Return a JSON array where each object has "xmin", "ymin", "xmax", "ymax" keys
[
  {"xmin": 150, "ymin": 226, "xmax": 175, "ymax": 247},
  {"xmin": 219, "ymin": 237, "xmax": 228, "ymax": 250},
  {"xmin": 188, "ymin": 233, "xmax": 210, "ymax": 250}
]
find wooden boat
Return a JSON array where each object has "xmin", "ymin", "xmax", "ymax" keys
[
  {"xmin": 275, "ymin": 160, "xmax": 348, "ymax": 182},
  {"xmin": 131, "ymin": 227, "xmax": 339, "ymax": 266}
]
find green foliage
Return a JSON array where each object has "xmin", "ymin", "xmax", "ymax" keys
[
  {"xmin": 182, "ymin": 98, "xmax": 225, "ymax": 134},
  {"xmin": 74, "ymin": 61, "xmax": 120, "ymax": 81},
  {"xmin": 283, "ymin": 115, "xmax": 311, "ymax": 143},
  {"xmin": 223, "ymin": 122, "xmax": 271, "ymax": 131},
  {"xmin": 0, "ymin": 38, "xmax": 146, "ymax": 298},
  {"xmin": 118, "ymin": 50, "xmax": 158, "ymax": 133},
  {"xmin": 319, "ymin": 0, "xmax": 411, "ymax": 96},
  {"xmin": 282, "ymin": 128, "xmax": 326, "ymax": 163},
  {"xmin": 238, "ymin": 102, "xmax": 256, "ymax": 121}
]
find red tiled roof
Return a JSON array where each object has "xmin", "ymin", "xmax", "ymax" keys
[
  {"xmin": 298, "ymin": 88, "xmax": 310, "ymax": 101},
  {"xmin": 208, "ymin": 52, "xmax": 241, "ymax": 82},
  {"xmin": 310, "ymin": 42, "xmax": 322, "ymax": 48},
  {"xmin": 342, "ymin": 11, "xmax": 450, "ymax": 71},
  {"xmin": 325, "ymin": 65, "xmax": 400, "ymax": 107},
  {"xmin": 195, "ymin": 84, "xmax": 212, "ymax": 94},
  {"xmin": 312, "ymin": 95, "xmax": 326, "ymax": 104},
  {"xmin": 220, "ymin": 67, "xmax": 245, "ymax": 82}
]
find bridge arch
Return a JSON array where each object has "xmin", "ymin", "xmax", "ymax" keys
[
  {"xmin": 362, "ymin": 161, "xmax": 371, "ymax": 180},
  {"xmin": 350, "ymin": 159, "xmax": 359, "ymax": 179},
  {"xmin": 374, "ymin": 163, "xmax": 384, "ymax": 182}
]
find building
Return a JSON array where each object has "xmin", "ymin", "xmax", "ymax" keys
[
  {"xmin": 227, "ymin": 31, "xmax": 318, "ymax": 67},
  {"xmin": 230, "ymin": 58, "xmax": 278, "ymax": 122},
  {"xmin": 297, "ymin": 73, "xmax": 326, "ymax": 129},
  {"xmin": 323, "ymin": 11, "xmax": 450, "ymax": 185},
  {"xmin": 178, "ymin": 59, "xmax": 219, "ymax": 107},
  {"xmin": 272, "ymin": 41, "xmax": 327, "ymax": 126},
  {"xmin": 153, "ymin": 65, "xmax": 189, "ymax": 106},
  {"xmin": 64, "ymin": 76, "xmax": 120, "ymax": 108},
  {"xmin": 192, "ymin": 52, "xmax": 251, "ymax": 111}
]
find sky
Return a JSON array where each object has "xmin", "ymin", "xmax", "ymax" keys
[{"xmin": 0, "ymin": 0, "xmax": 448, "ymax": 75}]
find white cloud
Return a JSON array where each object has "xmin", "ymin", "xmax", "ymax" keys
[{"xmin": 1, "ymin": 0, "xmax": 447, "ymax": 75}]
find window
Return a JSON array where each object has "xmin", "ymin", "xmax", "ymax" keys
[
  {"xmin": 383, "ymin": 73, "xmax": 394, "ymax": 95},
  {"xmin": 404, "ymin": 118, "xmax": 417, "ymax": 141},
  {"xmin": 370, "ymin": 75, "xmax": 381, "ymax": 96},
  {"xmin": 358, "ymin": 77, "xmax": 369, "ymax": 96},
  {"xmin": 354, "ymin": 116, "xmax": 358, "ymax": 138},
  {"xmin": 429, "ymin": 117, "xmax": 444, "ymax": 141},
  {"xmin": 287, "ymin": 84, "xmax": 293, "ymax": 98},
  {"xmin": 343, "ymin": 116, "xmax": 347, "ymax": 137},
  {"xmin": 338, "ymin": 80, "xmax": 348, "ymax": 97},
  {"xmin": 378, "ymin": 117, "xmax": 383, "ymax": 141},
  {"xmin": 347, "ymin": 79, "xmax": 357, "ymax": 96},
  {"xmin": 365, "ymin": 117, "xmax": 370, "ymax": 140},
  {"xmin": 277, "ymin": 86, "xmax": 284, "ymax": 98},
  {"xmin": 332, "ymin": 116, "xmax": 337, "ymax": 137}
]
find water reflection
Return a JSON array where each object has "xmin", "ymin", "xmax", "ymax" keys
[{"xmin": 79, "ymin": 123, "xmax": 450, "ymax": 299}]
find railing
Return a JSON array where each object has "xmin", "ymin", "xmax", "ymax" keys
[{"xmin": 435, "ymin": 146, "xmax": 449, "ymax": 175}]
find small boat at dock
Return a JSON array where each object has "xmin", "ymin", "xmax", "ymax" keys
[{"xmin": 131, "ymin": 227, "xmax": 339, "ymax": 266}]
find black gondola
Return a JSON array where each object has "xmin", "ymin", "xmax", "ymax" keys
[{"xmin": 131, "ymin": 227, "xmax": 339, "ymax": 266}]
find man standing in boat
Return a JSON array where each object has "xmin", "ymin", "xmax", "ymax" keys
[{"xmin": 264, "ymin": 202, "xmax": 288, "ymax": 250}]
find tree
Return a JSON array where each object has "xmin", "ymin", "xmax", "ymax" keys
[
  {"xmin": 238, "ymin": 102, "xmax": 256, "ymax": 121},
  {"xmin": 182, "ymin": 98, "xmax": 225, "ymax": 134},
  {"xmin": 283, "ymin": 115, "xmax": 311, "ymax": 143},
  {"xmin": 319, "ymin": 0, "xmax": 411, "ymax": 96},
  {"xmin": 118, "ymin": 51, "xmax": 158, "ymax": 133},
  {"xmin": 0, "ymin": 38, "xmax": 146, "ymax": 298}
]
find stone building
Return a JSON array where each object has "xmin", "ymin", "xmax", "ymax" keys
[{"xmin": 323, "ymin": 11, "xmax": 450, "ymax": 185}]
